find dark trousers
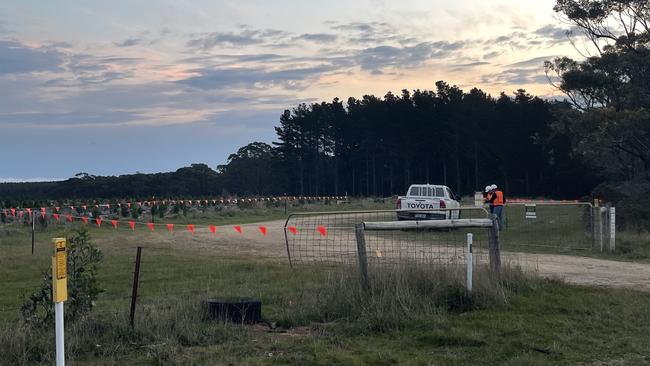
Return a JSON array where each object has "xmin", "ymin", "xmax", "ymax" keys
[{"xmin": 493, "ymin": 205, "xmax": 504, "ymax": 230}]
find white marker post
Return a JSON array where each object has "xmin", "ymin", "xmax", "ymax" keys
[
  {"xmin": 466, "ymin": 233, "xmax": 473, "ymax": 292},
  {"xmin": 52, "ymin": 238, "xmax": 68, "ymax": 366},
  {"xmin": 609, "ymin": 207, "xmax": 616, "ymax": 253}
]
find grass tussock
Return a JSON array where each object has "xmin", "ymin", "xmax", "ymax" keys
[
  {"xmin": 614, "ymin": 231, "xmax": 650, "ymax": 261},
  {"xmin": 0, "ymin": 298, "xmax": 248, "ymax": 366},
  {"xmin": 277, "ymin": 264, "xmax": 532, "ymax": 333}
]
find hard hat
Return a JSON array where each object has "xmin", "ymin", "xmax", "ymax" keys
[
  {"xmin": 485, "ymin": 185, "xmax": 491, "ymax": 193},
  {"xmin": 491, "ymin": 184, "xmax": 498, "ymax": 190}
]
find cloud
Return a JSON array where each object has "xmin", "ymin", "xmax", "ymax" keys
[
  {"xmin": 480, "ymin": 67, "xmax": 549, "ymax": 85},
  {"xmin": 447, "ymin": 61, "xmax": 490, "ymax": 73},
  {"xmin": 176, "ymin": 64, "xmax": 341, "ymax": 90},
  {"xmin": 293, "ymin": 33, "xmax": 338, "ymax": 43},
  {"xmin": 454, "ymin": 61, "xmax": 490, "ymax": 68},
  {"xmin": 354, "ymin": 41, "xmax": 466, "ymax": 71},
  {"xmin": 482, "ymin": 50, "xmax": 502, "ymax": 59},
  {"xmin": 482, "ymin": 25, "xmax": 580, "ymax": 53},
  {"xmin": 0, "ymin": 40, "xmax": 65, "ymax": 75},
  {"xmin": 534, "ymin": 25, "xmax": 575, "ymax": 42},
  {"xmin": 507, "ymin": 55, "xmax": 557, "ymax": 68},
  {"xmin": 330, "ymin": 21, "xmax": 413, "ymax": 45},
  {"xmin": 114, "ymin": 38, "xmax": 141, "ymax": 47},
  {"xmin": 187, "ymin": 28, "xmax": 291, "ymax": 49}
]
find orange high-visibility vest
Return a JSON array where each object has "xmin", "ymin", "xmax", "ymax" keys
[
  {"xmin": 484, "ymin": 192, "xmax": 493, "ymax": 203},
  {"xmin": 493, "ymin": 191, "xmax": 505, "ymax": 206}
]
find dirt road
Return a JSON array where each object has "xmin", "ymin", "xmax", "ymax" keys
[{"xmin": 187, "ymin": 219, "xmax": 650, "ymax": 292}]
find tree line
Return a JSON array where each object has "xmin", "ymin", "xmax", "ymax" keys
[{"xmin": 0, "ymin": 86, "xmax": 597, "ymax": 201}]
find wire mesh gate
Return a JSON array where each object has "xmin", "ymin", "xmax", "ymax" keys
[
  {"xmin": 501, "ymin": 202, "xmax": 615, "ymax": 252},
  {"xmin": 283, "ymin": 208, "xmax": 493, "ymax": 266},
  {"xmin": 283, "ymin": 203, "xmax": 616, "ymax": 266}
]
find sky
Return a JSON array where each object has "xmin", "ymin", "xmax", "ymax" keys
[{"xmin": 0, "ymin": 0, "xmax": 583, "ymax": 182}]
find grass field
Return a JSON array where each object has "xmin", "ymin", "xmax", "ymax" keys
[{"xmin": 2, "ymin": 200, "xmax": 650, "ymax": 365}]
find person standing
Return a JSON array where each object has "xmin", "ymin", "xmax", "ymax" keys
[
  {"xmin": 483, "ymin": 185, "xmax": 494, "ymax": 213},
  {"xmin": 488, "ymin": 184, "xmax": 506, "ymax": 230}
]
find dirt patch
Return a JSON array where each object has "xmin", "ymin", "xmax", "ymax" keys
[{"xmin": 511, "ymin": 252, "xmax": 650, "ymax": 292}]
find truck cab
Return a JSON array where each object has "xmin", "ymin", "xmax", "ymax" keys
[{"xmin": 396, "ymin": 184, "xmax": 460, "ymax": 220}]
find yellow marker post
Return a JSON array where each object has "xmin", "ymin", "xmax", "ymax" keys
[{"xmin": 52, "ymin": 238, "xmax": 67, "ymax": 366}]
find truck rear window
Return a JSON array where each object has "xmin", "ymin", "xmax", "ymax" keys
[{"xmin": 409, "ymin": 186, "xmax": 445, "ymax": 197}]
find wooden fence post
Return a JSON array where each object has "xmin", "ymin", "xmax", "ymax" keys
[
  {"xmin": 488, "ymin": 215, "xmax": 501, "ymax": 273},
  {"xmin": 129, "ymin": 246, "xmax": 143, "ymax": 329},
  {"xmin": 354, "ymin": 223, "xmax": 369, "ymax": 291}
]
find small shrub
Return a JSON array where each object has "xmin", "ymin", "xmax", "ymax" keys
[
  {"xmin": 158, "ymin": 203, "xmax": 167, "ymax": 218},
  {"xmin": 20, "ymin": 228, "xmax": 103, "ymax": 325},
  {"xmin": 131, "ymin": 205, "xmax": 141, "ymax": 219},
  {"xmin": 91, "ymin": 207, "xmax": 101, "ymax": 220}
]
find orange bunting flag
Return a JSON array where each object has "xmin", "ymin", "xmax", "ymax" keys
[
  {"xmin": 234, "ymin": 225, "xmax": 242, "ymax": 234},
  {"xmin": 19, "ymin": 211, "xmax": 24, "ymax": 219},
  {"xmin": 187, "ymin": 224, "xmax": 195, "ymax": 234},
  {"xmin": 317, "ymin": 226, "xmax": 327, "ymax": 237},
  {"xmin": 10, "ymin": 208, "xmax": 15, "ymax": 216},
  {"xmin": 127, "ymin": 202, "xmax": 131, "ymax": 208},
  {"xmin": 53, "ymin": 213, "xmax": 60, "ymax": 221},
  {"xmin": 147, "ymin": 223, "xmax": 154, "ymax": 232},
  {"xmin": 82, "ymin": 205, "xmax": 87, "ymax": 211},
  {"xmin": 41, "ymin": 212, "xmax": 46, "ymax": 219},
  {"xmin": 81, "ymin": 217, "xmax": 89, "ymax": 224},
  {"xmin": 55, "ymin": 206, "xmax": 60, "ymax": 212},
  {"xmin": 66, "ymin": 215, "xmax": 73, "ymax": 222},
  {"xmin": 26, "ymin": 208, "xmax": 31, "ymax": 215},
  {"xmin": 167, "ymin": 223, "xmax": 174, "ymax": 232},
  {"xmin": 95, "ymin": 218, "xmax": 102, "ymax": 227},
  {"xmin": 70, "ymin": 206, "xmax": 75, "ymax": 211},
  {"xmin": 288, "ymin": 226, "xmax": 298, "ymax": 235},
  {"xmin": 129, "ymin": 221, "xmax": 136, "ymax": 230},
  {"xmin": 40, "ymin": 207, "xmax": 46, "ymax": 214},
  {"xmin": 259, "ymin": 226, "xmax": 267, "ymax": 236},
  {"xmin": 209, "ymin": 225, "xmax": 216, "ymax": 234},
  {"xmin": 111, "ymin": 220, "xmax": 118, "ymax": 229}
]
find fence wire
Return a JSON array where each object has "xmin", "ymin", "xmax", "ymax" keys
[
  {"xmin": 285, "ymin": 203, "xmax": 609, "ymax": 267},
  {"xmin": 501, "ymin": 203, "xmax": 595, "ymax": 252},
  {"xmin": 285, "ymin": 208, "xmax": 491, "ymax": 266}
]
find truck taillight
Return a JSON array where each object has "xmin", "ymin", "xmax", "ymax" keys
[
  {"xmin": 396, "ymin": 198, "xmax": 401, "ymax": 209},
  {"xmin": 439, "ymin": 200, "xmax": 446, "ymax": 209}
]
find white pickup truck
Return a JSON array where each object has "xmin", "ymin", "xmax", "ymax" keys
[{"xmin": 396, "ymin": 184, "xmax": 461, "ymax": 220}]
